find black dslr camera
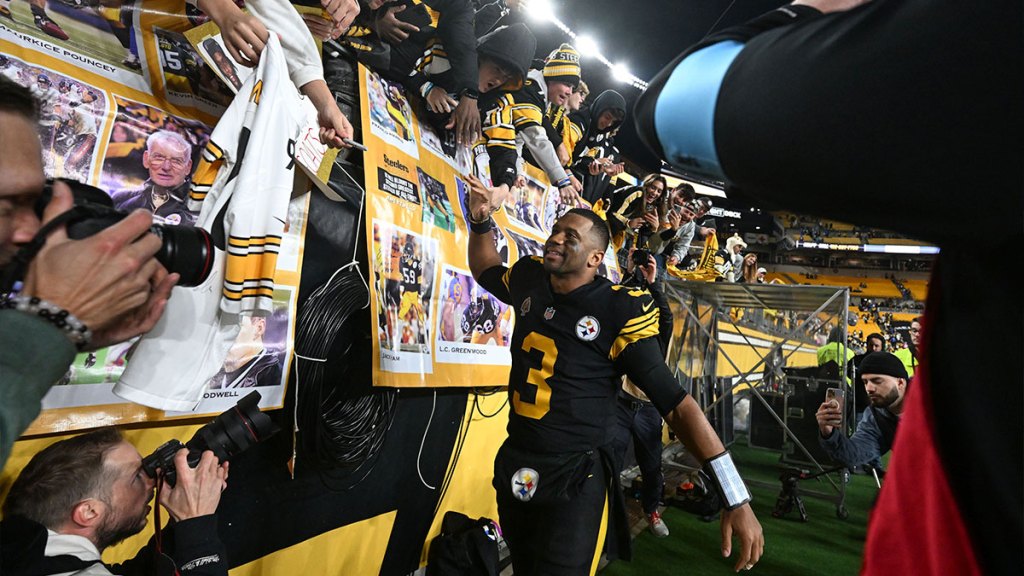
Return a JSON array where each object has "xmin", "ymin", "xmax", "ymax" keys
[
  {"xmin": 142, "ymin": 391, "xmax": 279, "ymax": 486},
  {"xmin": 630, "ymin": 248, "xmax": 653, "ymax": 287},
  {"xmin": 7, "ymin": 179, "xmax": 214, "ymax": 289}
]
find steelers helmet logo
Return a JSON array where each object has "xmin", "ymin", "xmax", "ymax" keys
[
  {"xmin": 512, "ymin": 467, "xmax": 539, "ymax": 502},
  {"xmin": 576, "ymin": 316, "xmax": 600, "ymax": 341}
]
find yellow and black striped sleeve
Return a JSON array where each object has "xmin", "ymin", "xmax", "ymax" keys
[
  {"xmin": 607, "ymin": 187, "xmax": 644, "ymax": 230},
  {"xmin": 564, "ymin": 117, "xmax": 584, "ymax": 165},
  {"xmin": 610, "ymin": 286, "xmax": 687, "ymax": 415},
  {"xmin": 608, "ymin": 286, "xmax": 660, "ymax": 361},
  {"xmin": 188, "ymin": 139, "xmax": 226, "ymax": 210},
  {"xmin": 483, "ymin": 95, "xmax": 519, "ymax": 188}
]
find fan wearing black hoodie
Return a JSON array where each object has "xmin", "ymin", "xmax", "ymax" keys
[{"xmin": 567, "ymin": 89, "xmax": 626, "ymax": 205}]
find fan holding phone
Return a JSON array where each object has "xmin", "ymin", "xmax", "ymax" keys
[{"xmin": 815, "ymin": 351, "xmax": 909, "ymax": 469}]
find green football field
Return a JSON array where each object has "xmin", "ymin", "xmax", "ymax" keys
[{"xmin": 4, "ymin": 2, "xmax": 141, "ymax": 72}]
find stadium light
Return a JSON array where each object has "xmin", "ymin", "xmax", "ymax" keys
[
  {"xmin": 524, "ymin": 0, "xmax": 556, "ymax": 23},
  {"xmin": 575, "ymin": 35, "xmax": 599, "ymax": 58},
  {"xmin": 612, "ymin": 63, "xmax": 633, "ymax": 84}
]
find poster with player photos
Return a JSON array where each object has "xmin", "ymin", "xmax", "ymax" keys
[
  {"xmin": 506, "ymin": 229, "xmax": 544, "ymax": 259},
  {"xmin": 153, "ymin": 26, "xmax": 233, "ymax": 112},
  {"xmin": 182, "ymin": 19, "xmax": 258, "ymax": 94},
  {"xmin": 418, "ymin": 116, "xmax": 473, "ymax": 174},
  {"xmin": 99, "ymin": 95, "xmax": 210, "ymax": 225},
  {"xmin": 0, "ymin": 0, "xmax": 151, "ymax": 92},
  {"xmin": 365, "ymin": 68, "xmax": 419, "ymax": 159},
  {"xmin": 1, "ymin": 55, "xmax": 107, "ymax": 184},
  {"xmin": 502, "ymin": 172, "xmax": 549, "ymax": 233},
  {"xmin": 435, "ymin": 266, "xmax": 512, "ymax": 365},
  {"xmin": 418, "ymin": 167, "xmax": 456, "ymax": 232},
  {"xmin": 370, "ymin": 220, "xmax": 438, "ymax": 374},
  {"xmin": 358, "ymin": 63, "xmax": 606, "ymax": 388}
]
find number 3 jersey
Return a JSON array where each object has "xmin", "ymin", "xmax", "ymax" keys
[{"xmin": 477, "ymin": 256, "xmax": 686, "ymax": 453}]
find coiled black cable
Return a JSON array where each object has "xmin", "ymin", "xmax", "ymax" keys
[{"xmin": 292, "ymin": 165, "xmax": 397, "ymax": 489}]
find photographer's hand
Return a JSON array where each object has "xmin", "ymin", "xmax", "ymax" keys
[
  {"xmin": 86, "ymin": 269, "xmax": 178, "ymax": 351},
  {"xmin": 21, "ymin": 182, "xmax": 171, "ymax": 338},
  {"xmin": 160, "ymin": 449, "xmax": 229, "ymax": 522},
  {"xmin": 640, "ymin": 254, "xmax": 657, "ymax": 285}
]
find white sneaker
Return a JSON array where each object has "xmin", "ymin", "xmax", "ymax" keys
[{"xmin": 648, "ymin": 511, "xmax": 670, "ymax": 537}]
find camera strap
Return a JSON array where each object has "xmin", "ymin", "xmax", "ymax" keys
[
  {"xmin": 151, "ymin": 473, "xmax": 183, "ymax": 576},
  {"xmin": 0, "ymin": 207, "xmax": 91, "ymax": 294}
]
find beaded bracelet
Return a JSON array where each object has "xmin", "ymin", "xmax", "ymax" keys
[{"xmin": 1, "ymin": 295, "xmax": 92, "ymax": 350}]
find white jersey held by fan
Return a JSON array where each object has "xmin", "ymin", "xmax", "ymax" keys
[{"xmin": 115, "ymin": 35, "xmax": 313, "ymax": 411}]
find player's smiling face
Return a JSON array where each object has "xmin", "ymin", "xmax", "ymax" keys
[{"xmin": 543, "ymin": 214, "xmax": 596, "ymax": 275}]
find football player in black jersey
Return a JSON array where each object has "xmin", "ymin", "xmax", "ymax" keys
[{"xmin": 465, "ymin": 178, "xmax": 764, "ymax": 574}]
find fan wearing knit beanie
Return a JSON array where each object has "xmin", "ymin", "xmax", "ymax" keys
[
  {"xmin": 542, "ymin": 42, "xmax": 581, "ymax": 105},
  {"xmin": 816, "ymin": 351, "xmax": 908, "ymax": 469}
]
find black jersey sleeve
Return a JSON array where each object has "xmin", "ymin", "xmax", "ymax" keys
[
  {"xmin": 476, "ymin": 264, "xmax": 511, "ymax": 304},
  {"xmin": 618, "ymin": 337, "xmax": 687, "ymax": 417},
  {"xmin": 647, "ymin": 283, "xmax": 674, "ymax": 356}
]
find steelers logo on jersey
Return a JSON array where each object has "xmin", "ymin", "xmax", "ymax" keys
[{"xmin": 575, "ymin": 316, "xmax": 601, "ymax": 341}]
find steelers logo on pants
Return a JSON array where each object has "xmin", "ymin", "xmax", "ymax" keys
[{"xmin": 512, "ymin": 467, "xmax": 539, "ymax": 502}]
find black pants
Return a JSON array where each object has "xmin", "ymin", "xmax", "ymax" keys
[
  {"xmin": 496, "ymin": 454, "xmax": 608, "ymax": 576},
  {"xmin": 610, "ymin": 395, "xmax": 664, "ymax": 515}
]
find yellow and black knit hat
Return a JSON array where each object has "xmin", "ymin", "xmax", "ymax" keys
[{"xmin": 543, "ymin": 43, "xmax": 581, "ymax": 87}]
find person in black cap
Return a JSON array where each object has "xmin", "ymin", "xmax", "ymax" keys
[{"xmin": 816, "ymin": 351, "xmax": 908, "ymax": 469}]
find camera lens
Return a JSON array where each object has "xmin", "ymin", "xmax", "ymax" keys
[
  {"xmin": 151, "ymin": 225, "xmax": 214, "ymax": 287},
  {"xmin": 142, "ymin": 391, "xmax": 279, "ymax": 486}
]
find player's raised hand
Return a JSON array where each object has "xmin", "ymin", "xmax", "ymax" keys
[{"xmin": 465, "ymin": 174, "xmax": 502, "ymax": 223}]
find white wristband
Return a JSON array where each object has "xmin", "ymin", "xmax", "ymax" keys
[{"xmin": 704, "ymin": 451, "xmax": 751, "ymax": 510}]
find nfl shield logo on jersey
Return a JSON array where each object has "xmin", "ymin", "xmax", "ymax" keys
[
  {"xmin": 512, "ymin": 467, "xmax": 539, "ymax": 502},
  {"xmin": 576, "ymin": 316, "xmax": 600, "ymax": 341},
  {"xmin": 544, "ymin": 307, "xmax": 555, "ymax": 320}
]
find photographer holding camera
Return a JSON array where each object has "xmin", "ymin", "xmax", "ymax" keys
[
  {"xmin": 0, "ymin": 428, "xmax": 229, "ymax": 576},
  {"xmin": 0, "ymin": 77, "xmax": 177, "ymax": 467}
]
